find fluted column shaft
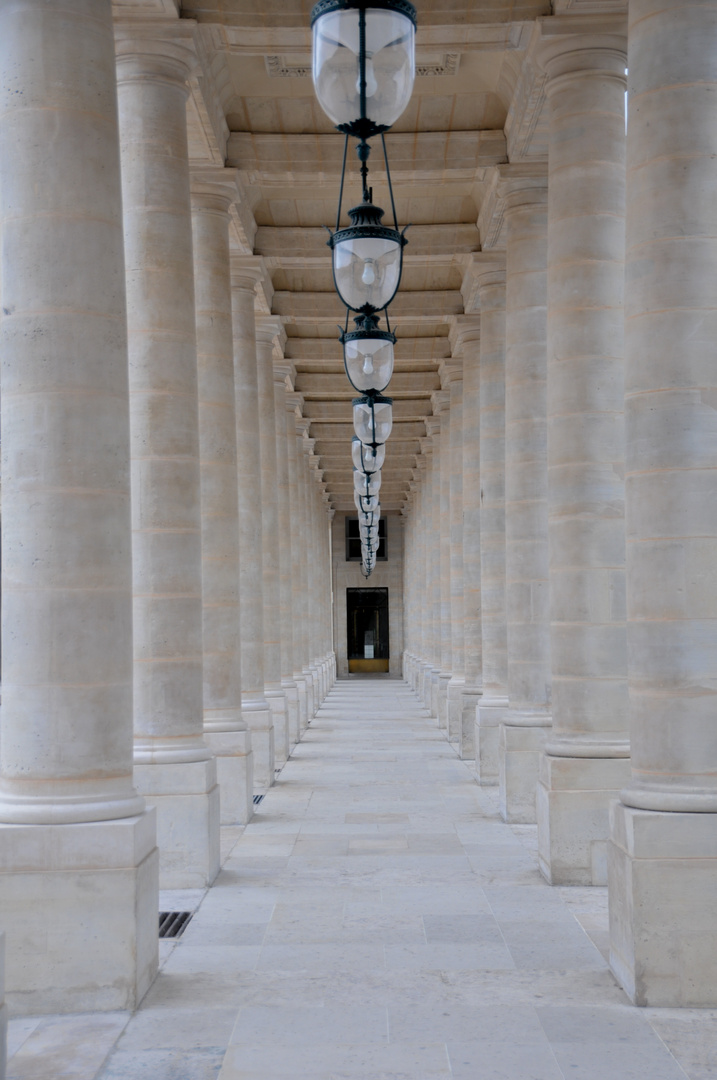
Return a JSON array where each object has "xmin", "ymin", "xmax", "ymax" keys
[
  {"xmin": 426, "ymin": 423, "xmax": 442, "ymax": 716},
  {"xmin": 286, "ymin": 397, "xmax": 309, "ymax": 728},
  {"xmin": 475, "ymin": 269, "xmax": 509, "ymax": 784},
  {"xmin": 298, "ymin": 430, "xmax": 316, "ymax": 717},
  {"xmin": 501, "ymin": 180, "xmax": 552, "ymax": 824},
  {"xmin": 537, "ymin": 33, "xmax": 630, "ymax": 886},
  {"xmin": 435, "ymin": 395, "xmax": 452, "ymax": 730},
  {"xmin": 117, "ymin": 26, "xmax": 219, "ymax": 886},
  {"xmin": 608, "ymin": 0, "xmax": 717, "ymax": 1007},
  {"xmin": 231, "ymin": 268, "xmax": 274, "ymax": 790},
  {"xmin": 191, "ymin": 177, "xmax": 252, "ymax": 826}
]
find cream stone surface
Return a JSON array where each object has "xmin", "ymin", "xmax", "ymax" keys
[
  {"xmin": 607, "ymin": 0, "xmax": 717, "ymax": 1006},
  {"xmin": 256, "ymin": 318, "xmax": 289, "ymax": 766},
  {"xmin": 446, "ymin": 366, "xmax": 466, "ymax": 753},
  {"xmin": 117, "ymin": 23, "xmax": 218, "ymax": 888},
  {"xmin": 500, "ymin": 175, "xmax": 552, "ymax": 825},
  {"xmin": 231, "ymin": 265, "xmax": 275, "ymax": 791},
  {"xmin": 274, "ymin": 364, "xmax": 300, "ymax": 748},
  {"xmin": 0, "ymin": 0, "xmax": 158, "ymax": 1014},
  {"xmin": 191, "ymin": 173, "xmax": 254, "ymax": 828},
  {"xmin": 474, "ymin": 261, "xmax": 510, "ymax": 786},
  {"xmin": 9, "ymin": 681, "xmax": 715, "ymax": 1079},
  {"xmin": 538, "ymin": 26, "xmax": 631, "ymax": 887}
]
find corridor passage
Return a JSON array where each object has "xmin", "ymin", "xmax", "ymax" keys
[{"xmin": 8, "ymin": 680, "xmax": 710, "ymax": 1079}]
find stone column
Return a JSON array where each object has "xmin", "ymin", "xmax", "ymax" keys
[
  {"xmin": 0, "ymin": 0, "xmax": 157, "ymax": 1012},
  {"xmin": 116, "ymin": 24, "xmax": 219, "ymax": 888},
  {"xmin": 444, "ymin": 363, "xmax": 467, "ymax": 752},
  {"xmin": 475, "ymin": 261, "xmax": 510, "ymax": 785},
  {"xmin": 191, "ymin": 170, "xmax": 253, "ymax": 826},
  {"xmin": 537, "ymin": 29, "xmax": 630, "ymax": 886},
  {"xmin": 500, "ymin": 172, "xmax": 552, "ymax": 823},
  {"xmin": 432, "ymin": 393, "xmax": 452, "ymax": 730},
  {"xmin": 274, "ymin": 363, "xmax": 300, "ymax": 747},
  {"xmin": 256, "ymin": 318, "xmax": 289, "ymax": 766},
  {"xmin": 452, "ymin": 320, "xmax": 483, "ymax": 762},
  {"xmin": 300, "ymin": 429, "xmax": 320, "ymax": 714},
  {"xmin": 231, "ymin": 260, "xmax": 274, "ymax": 791},
  {"xmin": 425, "ymin": 418, "xmax": 442, "ymax": 716},
  {"xmin": 416, "ymin": 452, "xmax": 433, "ymax": 705},
  {"xmin": 286, "ymin": 393, "xmax": 309, "ymax": 729},
  {"xmin": 608, "ymin": 0, "xmax": 717, "ymax": 1007}
]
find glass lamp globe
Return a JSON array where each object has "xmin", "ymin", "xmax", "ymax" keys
[
  {"xmin": 311, "ymin": 1, "xmax": 417, "ymax": 136},
  {"xmin": 353, "ymin": 394, "xmax": 393, "ymax": 447},
  {"xmin": 354, "ymin": 491, "xmax": 380, "ymax": 514},
  {"xmin": 342, "ymin": 314, "xmax": 395, "ymax": 392},
  {"xmin": 352, "ymin": 436, "xmax": 385, "ymax": 474},
  {"xmin": 357, "ymin": 507, "xmax": 377, "ymax": 527},
  {"xmin": 330, "ymin": 195, "xmax": 405, "ymax": 313},
  {"xmin": 353, "ymin": 469, "xmax": 382, "ymax": 496},
  {"xmin": 360, "ymin": 527, "xmax": 379, "ymax": 544}
]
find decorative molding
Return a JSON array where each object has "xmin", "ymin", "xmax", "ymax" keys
[{"xmin": 265, "ymin": 52, "xmax": 460, "ymax": 79}]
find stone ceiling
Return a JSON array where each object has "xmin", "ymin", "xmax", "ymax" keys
[{"xmin": 136, "ymin": 0, "xmax": 625, "ymax": 512}]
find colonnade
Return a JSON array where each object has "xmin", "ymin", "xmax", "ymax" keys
[
  {"xmin": 0, "ymin": 0, "xmax": 335, "ymax": 1016},
  {"xmin": 404, "ymin": 1, "xmax": 717, "ymax": 1007}
]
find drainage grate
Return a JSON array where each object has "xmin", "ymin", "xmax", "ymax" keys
[
  {"xmin": 158, "ymin": 911, "xmax": 193, "ymax": 939},
  {"xmin": 253, "ymin": 794, "xmax": 265, "ymax": 805}
]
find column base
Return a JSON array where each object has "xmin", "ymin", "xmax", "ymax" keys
[
  {"xmin": 242, "ymin": 700, "xmax": 275, "ymax": 793},
  {"xmin": 204, "ymin": 728, "xmax": 254, "ymax": 826},
  {"xmin": 459, "ymin": 685, "xmax": 479, "ymax": 760},
  {"xmin": 266, "ymin": 688, "xmax": 289, "ymax": 767},
  {"xmin": 475, "ymin": 695, "xmax": 509, "ymax": 786},
  {"xmin": 537, "ymin": 753, "xmax": 631, "ymax": 885},
  {"xmin": 447, "ymin": 675, "xmax": 464, "ymax": 743},
  {"xmin": 134, "ymin": 758, "xmax": 219, "ymax": 889},
  {"xmin": 437, "ymin": 671, "xmax": 451, "ymax": 730},
  {"xmin": 282, "ymin": 679, "xmax": 300, "ymax": 749},
  {"xmin": 609, "ymin": 801, "xmax": 717, "ymax": 1006},
  {"xmin": 499, "ymin": 713, "xmax": 551, "ymax": 823},
  {"xmin": 294, "ymin": 674, "xmax": 309, "ymax": 734},
  {"xmin": 0, "ymin": 812, "xmax": 158, "ymax": 1014}
]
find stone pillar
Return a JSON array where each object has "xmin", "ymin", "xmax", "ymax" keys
[
  {"xmin": 432, "ymin": 393, "xmax": 452, "ymax": 731},
  {"xmin": 537, "ymin": 29, "xmax": 630, "ymax": 886},
  {"xmin": 256, "ymin": 318, "xmax": 289, "ymax": 767},
  {"xmin": 608, "ymin": 0, "xmax": 717, "ymax": 1007},
  {"xmin": 475, "ymin": 262, "xmax": 510, "ymax": 785},
  {"xmin": 425, "ymin": 418, "xmax": 442, "ymax": 717},
  {"xmin": 286, "ymin": 394, "xmax": 309, "ymax": 729},
  {"xmin": 116, "ymin": 23, "xmax": 219, "ymax": 888},
  {"xmin": 191, "ymin": 171, "xmax": 253, "ymax": 827},
  {"xmin": 500, "ymin": 173, "xmax": 552, "ymax": 823},
  {"xmin": 416, "ymin": 452, "xmax": 433, "ymax": 705},
  {"xmin": 452, "ymin": 320, "xmax": 483, "ymax": 762},
  {"xmin": 231, "ymin": 261, "xmax": 274, "ymax": 791},
  {"xmin": 274, "ymin": 363, "xmax": 300, "ymax": 747},
  {"xmin": 299, "ymin": 428, "xmax": 319, "ymax": 715},
  {"xmin": 444, "ymin": 364, "xmax": 467, "ymax": 752},
  {"xmin": 0, "ymin": 0, "xmax": 158, "ymax": 1011}
]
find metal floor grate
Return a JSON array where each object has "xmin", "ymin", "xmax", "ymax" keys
[
  {"xmin": 158, "ymin": 911, "xmax": 193, "ymax": 939},
  {"xmin": 253, "ymin": 794, "xmax": 265, "ymax": 805}
]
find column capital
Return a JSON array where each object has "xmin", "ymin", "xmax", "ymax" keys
[
  {"xmin": 418, "ymin": 443, "xmax": 431, "ymax": 462},
  {"xmin": 449, "ymin": 314, "xmax": 481, "ymax": 355},
  {"xmin": 190, "ymin": 167, "xmax": 240, "ymax": 216},
  {"xmin": 273, "ymin": 360, "xmax": 296, "ymax": 389},
  {"xmin": 286, "ymin": 390, "xmax": 304, "ymax": 415},
  {"xmin": 440, "ymin": 360, "xmax": 463, "ymax": 386},
  {"xmin": 461, "ymin": 256, "xmax": 506, "ymax": 314},
  {"xmin": 537, "ymin": 18, "xmax": 627, "ymax": 92},
  {"xmin": 256, "ymin": 315, "xmax": 286, "ymax": 354},
  {"xmin": 479, "ymin": 164, "xmax": 548, "ymax": 250},
  {"xmin": 431, "ymin": 389, "xmax": 451, "ymax": 416},
  {"xmin": 296, "ymin": 417, "xmax": 311, "ymax": 439},
  {"xmin": 425, "ymin": 415, "xmax": 442, "ymax": 438},
  {"xmin": 231, "ymin": 254, "xmax": 268, "ymax": 294},
  {"xmin": 114, "ymin": 20, "xmax": 198, "ymax": 87}
]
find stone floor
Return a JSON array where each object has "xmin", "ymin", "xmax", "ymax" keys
[{"xmin": 7, "ymin": 678, "xmax": 717, "ymax": 1079}]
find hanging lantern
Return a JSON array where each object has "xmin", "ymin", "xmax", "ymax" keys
[
  {"xmin": 357, "ymin": 507, "xmax": 378, "ymax": 527},
  {"xmin": 341, "ymin": 311, "xmax": 395, "ymax": 392},
  {"xmin": 354, "ymin": 490, "xmax": 380, "ymax": 514},
  {"xmin": 353, "ymin": 468, "xmax": 382, "ymax": 496},
  {"xmin": 352, "ymin": 436, "xmax": 385, "ymax": 474},
  {"xmin": 311, "ymin": 1, "xmax": 417, "ymax": 139},
  {"xmin": 353, "ymin": 394, "xmax": 393, "ymax": 447},
  {"xmin": 330, "ymin": 192, "xmax": 406, "ymax": 313}
]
